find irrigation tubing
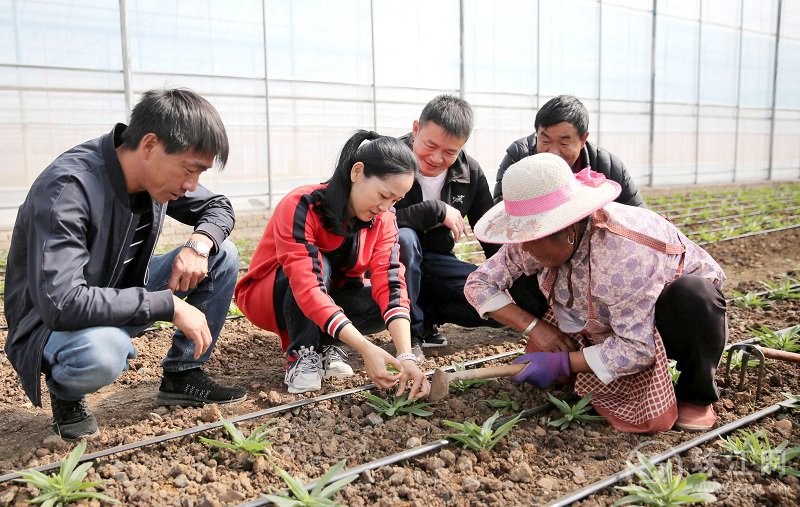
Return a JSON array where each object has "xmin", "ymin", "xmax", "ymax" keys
[
  {"xmin": 546, "ymin": 399, "xmax": 796, "ymax": 507},
  {"xmin": 238, "ymin": 401, "xmax": 557, "ymax": 507},
  {"xmin": 0, "ymin": 348, "xmax": 523, "ymax": 483}
]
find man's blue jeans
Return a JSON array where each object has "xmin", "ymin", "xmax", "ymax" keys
[
  {"xmin": 397, "ymin": 227, "xmax": 496, "ymax": 336},
  {"xmin": 43, "ymin": 240, "xmax": 239, "ymax": 401}
]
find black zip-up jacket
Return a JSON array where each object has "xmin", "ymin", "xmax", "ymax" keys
[
  {"xmin": 394, "ymin": 133, "xmax": 499, "ymax": 259},
  {"xmin": 4, "ymin": 124, "xmax": 236, "ymax": 406},
  {"xmin": 492, "ymin": 134, "xmax": 645, "ymax": 207}
]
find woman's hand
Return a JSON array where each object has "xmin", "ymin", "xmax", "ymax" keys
[
  {"xmin": 396, "ymin": 360, "xmax": 429, "ymax": 399},
  {"xmin": 360, "ymin": 343, "xmax": 403, "ymax": 390},
  {"xmin": 527, "ymin": 320, "xmax": 576, "ymax": 353}
]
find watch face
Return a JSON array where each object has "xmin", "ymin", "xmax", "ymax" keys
[{"xmin": 195, "ymin": 242, "xmax": 211, "ymax": 255}]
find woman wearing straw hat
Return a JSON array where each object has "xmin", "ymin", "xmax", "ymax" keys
[{"xmin": 464, "ymin": 153, "xmax": 727, "ymax": 433}]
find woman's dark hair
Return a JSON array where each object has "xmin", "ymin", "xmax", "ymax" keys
[
  {"xmin": 534, "ymin": 95, "xmax": 589, "ymax": 137},
  {"xmin": 121, "ymin": 88, "xmax": 229, "ymax": 169},
  {"xmin": 316, "ymin": 130, "xmax": 418, "ymax": 235}
]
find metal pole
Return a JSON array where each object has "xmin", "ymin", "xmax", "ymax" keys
[
  {"xmin": 768, "ymin": 0, "xmax": 782, "ymax": 180},
  {"xmin": 694, "ymin": 2, "xmax": 703, "ymax": 185},
  {"xmin": 459, "ymin": 0, "xmax": 465, "ymax": 99},
  {"xmin": 647, "ymin": 1, "xmax": 657, "ymax": 187},
  {"xmin": 261, "ymin": 0, "xmax": 274, "ymax": 209},
  {"xmin": 597, "ymin": 0, "xmax": 602, "ymax": 145},
  {"xmin": 733, "ymin": 0, "xmax": 744, "ymax": 182},
  {"xmin": 370, "ymin": 0, "xmax": 378, "ymax": 131},
  {"xmin": 118, "ymin": 0, "xmax": 133, "ymax": 122}
]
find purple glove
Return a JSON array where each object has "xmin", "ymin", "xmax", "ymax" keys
[{"xmin": 511, "ymin": 352, "xmax": 571, "ymax": 388}]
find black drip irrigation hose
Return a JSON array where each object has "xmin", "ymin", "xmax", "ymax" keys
[
  {"xmin": 546, "ymin": 399, "xmax": 796, "ymax": 507},
  {"xmin": 237, "ymin": 401, "xmax": 557, "ymax": 507},
  {"xmin": 0, "ymin": 348, "xmax": 523, "ymax": 483}
]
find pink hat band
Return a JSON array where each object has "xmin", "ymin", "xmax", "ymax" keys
[{"xmin": 503, "ymin": 177, "xmax": 579, "ymax": 216}]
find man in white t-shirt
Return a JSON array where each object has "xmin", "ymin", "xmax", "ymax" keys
[{"xmin": 394, "ymin": 95, "xmax": 501, "ymax": 359}]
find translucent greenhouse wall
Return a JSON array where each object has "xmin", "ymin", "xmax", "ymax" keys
[{"xmin": 1, "ymin": 0, "xmax": 799, "ymax": 224}]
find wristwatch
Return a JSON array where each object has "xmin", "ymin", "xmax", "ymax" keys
[{"xmin": 182, "ymin": 239, "xmax": 211, "ymax": 258}]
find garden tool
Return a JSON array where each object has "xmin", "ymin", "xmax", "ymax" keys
[
  {"xmin": 724, "ymin": 343, "xmax": 800, "ymax": 402},
  {"xmin": 428, "ymin": 363, "xmax": 524, "ymax": 402}
]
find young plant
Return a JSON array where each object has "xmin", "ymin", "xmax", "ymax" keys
[
  {"xmin": 449, "ymin": 362, "xmax": 492, "ymax": 392},
  {"xmin": 761, "ymin": 278, "xmax": 800, "ymax": 301},
  {"xmin": 360, "ymin": 392, "xmax": 433, "ymax": 418},
  {"xmin": 782, "ymin": 392, "xmax": 800, "ymax": 413},
  {"xmin": 443, "ymin": 411, "xmax": 524, "ymax": 451},
  {"xmin": 14, "ymin": 441, "xmax": 119, "ymax": 505},
  {"xmin": 730, "ymin": 290, "xmax": 770, "ymax": 309},
  {"xmin": 199, "ymin": 417, "xmax": 278, "ymax": 457},
  {"xmin": 548, "ymin": 393, "xmax": 605, "ymax": 430},
  {"xmin": 719, "ymin": 429, "xmax": 800, "ymax": 477},
  {"xmin": 264, "ymin": 459, "xmax": 357, "ymax": 507},
  {"xmin": 749, "ymin": 325, "xmax": 800, "ymax": 353},
  {"xmin": 227, "ymin": 301, "xmax": 244, "ymax": 318},
  {"xmin": 482, "ymin": 393, "xmax": 522, "ymax": 414},
  {"xmin": 722, "ymin": 350, "xmax": 761, "ymax": 371},
  {"xmin": 667, "ymin": 360, "xmax": 681, "ymax": 385},
  {"xmin": 614, "ymin": 451, "xmax": 720, "ymax": 506}
]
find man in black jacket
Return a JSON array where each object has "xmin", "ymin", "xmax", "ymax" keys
[
  {"xmin": 395, "ymin": 95, "xmax": 500, "ymax": 359},
  {"xmin": 490, "ymin": 95, "xmax": 645, "ymax": 349},
  {"xmin": 4, "ymin": 89, "xmax": 246, "ymax": 441}
]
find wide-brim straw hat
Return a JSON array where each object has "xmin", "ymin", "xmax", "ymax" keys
[{"xmin": 474, "ymin": 152, "xmax": 621, "ymax": 244}]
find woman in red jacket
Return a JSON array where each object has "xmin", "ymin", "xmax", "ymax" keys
[{"xmin": 236, "ymin": 131, "xmax": 429, "ymax": 398}]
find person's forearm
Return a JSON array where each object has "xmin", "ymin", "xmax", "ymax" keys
[
  {"xmin": 568, "ymin": 350, "xmax": 592, "ymax": 374},
  {"xmin": 387, "ymin": 318, "xmax": 412, "ymax": 355},
  {"xmin": 335, "ymin": 324, "xmax": 372, "ymax": 355},
  {"xmin": 487, "ymin": 303, "xmax": 536, "ymax": 333}
]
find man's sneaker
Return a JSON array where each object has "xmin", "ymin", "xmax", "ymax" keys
[
  {"xmin": 285, "ymin": 346, "xmax": 323, "ymax": 393},
  {"xmin": 50, "ymin": 393, "xmax": 98, "ymax": 441},
  {"xmin": 420, "ymin": 327, "xmax": 448, "ymax": 348},
  {"xmin": 321, "ymin": 345, "xmax": 354, "ymax": 379},
  {"xmin": 156, "ymin": 368, "xmax": 247, "ymax": 406},
  {"xmin": 674, "ymin": 401, "xmax": 716, "ymax": 431},
  {"xmin": 410, "ymin": 336, "xmax": 425, "ymax": 362}
]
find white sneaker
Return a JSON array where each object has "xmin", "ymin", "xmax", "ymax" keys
[
  {"xmin": 321, "ymin": 345, "xmax": 354, "ymax": 379},
  {"xmin": 285, "ymin": 347, "xmax": 322, "ymax": 393}
]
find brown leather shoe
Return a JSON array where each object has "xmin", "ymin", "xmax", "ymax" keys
[{"xmin": 674, "ymin": 401, "xmax": 716, "ymax": 431}]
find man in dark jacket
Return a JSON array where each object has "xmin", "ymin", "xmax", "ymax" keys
[
  {"xmin": 490, "ymin": 95, "xmax": 645, "ymax": 347},
  {"xmin": 4, "ymin": 89, "xmax": 246, "ymax": 441},
  {"xmin": 395, "ymin": 95, "xmax": 500, "ymax": 359}
]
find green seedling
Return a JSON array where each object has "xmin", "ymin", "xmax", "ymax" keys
[
  {"xmin": 722, "ymin": 350, "xmax": 761, "ymax": 371},
  {"xmin": 199, "ymin": 417, "xmax": 278, "ymax": 457},
  {"xmin": 360, "ymin": 392, "xmax": 433, "ymax": 418},
  {"xmin": 667, "ymin": 360, "xmax": 681, "ymax": 385},
  {"xmin": 719, "ymin": 430, "xmax": 800, "ymax": 477},
  {"xmin": 762, "ymin": 278, "xmax": 800, "ymax": 301},
  {"xmin": 614, "ymin": 451, "xmax": 720, "ymax": 506},
  {"xmin": 749, "ymin": 325, "xmax": 800, "ymax": 353},
  {"xmin": 264, "ymin": 459, "xmax": 357, "ymax": 507},
  {"xmin": 151, "ymin": 320, "xmax": 173, "ymax": 330},
  {"xmin": 450, "ymin": 362, "xmax": 492, "ymax": 392},
  {"xmin": 386, "ymin": 363, "xmax": 401, "ymax": 375},
  {"xmin": 782, "ymin": 392, "xmax": 800, "ymax": 413},
  {"xmin": 227, "ymin": 301, "xmax": 244, "ymax": 318},
  {"xmin": 443, "ymin": 411, "xmax": 524, "ymax": 451},
  {"xmin": 730, "ymin": 290, "xmax": 770, "ymax": 309},
  {"xmin": 548, "ymin": 393, "xmax": 605, "ymax": 430},
  {"xmin": 482, "ymin": 393, "xmax": 521, "ymax": 414},
  {"xmin": 14, "ymin": 441, "xmax": 119, "ymax": 505}
]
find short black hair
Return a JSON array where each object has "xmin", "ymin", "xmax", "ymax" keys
[
  {"xmin": 534, "ymin": 95, "xmax": 589, "ymax": 137},
  {"xmin": 419, "ymin": 95, "xmax": 474, "ymax": 140},
  {"xmin": 121, "ymin": 88, "xmax": 229, "ymax": 169}
]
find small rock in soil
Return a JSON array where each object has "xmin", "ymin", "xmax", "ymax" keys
[
  {"xmin": 199, "ymin": 405, "xmax": 221, "ymax": 423},
  {"xmin": 196, "ymin": 494, "xmax": 221, "ymax": 507},
  {"xmin": 34, "ymin": 447, "xmax": 50, "ymax": 458},
  {"xmin": 0, "ymin": 489, "xmax": 16, "ymax": 504},
  {"xmin": 457, "ymin": 456, "xmax": 474, "ymax": 472},
  {"xmin": 42, "ymin": 435, "xmax": 67, "ymax": 451},
  {"xmin": 769, "ymin": 374, "xmax": 782, "ymax": 387},
  {"xmin": 406, "ymin": 437, "xmax": 422, "ymax": 448},
  {"xmin": 425, "ymin": 457, "xmax": 445, "ymax": 471},
  {"xmin": 533, "ymin": 426, "xmax": 547, "ymax": 437},
  {"xmin": 173, "ymin": 473, "xmax": 189, "ymax": 488},
  {"xmin": 774, "ymin": 419, "xmax": 793, "ymax": 434},
  {"xmin": 462, "ymin": 477, "xmax": 481, "ymax": 492},
  {"xmin": 389, "ymin": 471, "xmax": 406, "ymax": 485},
  {"xmin": 537, "ymin": 476, "xmax": 556, "ymax": 491},
  {"xmin": 572, "ymin": 466, "xmax": 587, "ymax": 485},
  {"xmin": 508, "ymin": 463, "xmax": 534, "ymax": 483},
  {"xmin": 218, "ymin": 490, "xmax": 246, "ymax": 502},
  {"xmin": 397, "ymin": 485, "xmax": 414, "ymax": 498},
  {"xmin": 433, "ymin": 468, "xmax": 450, "ymax": 480},
  {"xmin": 360, "ymin": 469, "xmax": 375, "ymax": 484},
  {"xmin": 366, "ymin": 413, "xmax": 384, "ymax": 426},
  {"xmin": 439, "ymin": 449, "xmax": 456, "ymax": 466},
  {"xmin": 350, "ymin": 405, "xmax": 364, "ymax": 418},
  {"xmin": 148, "ymin": 412, "xmax": 164, "ymax": 422}
]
